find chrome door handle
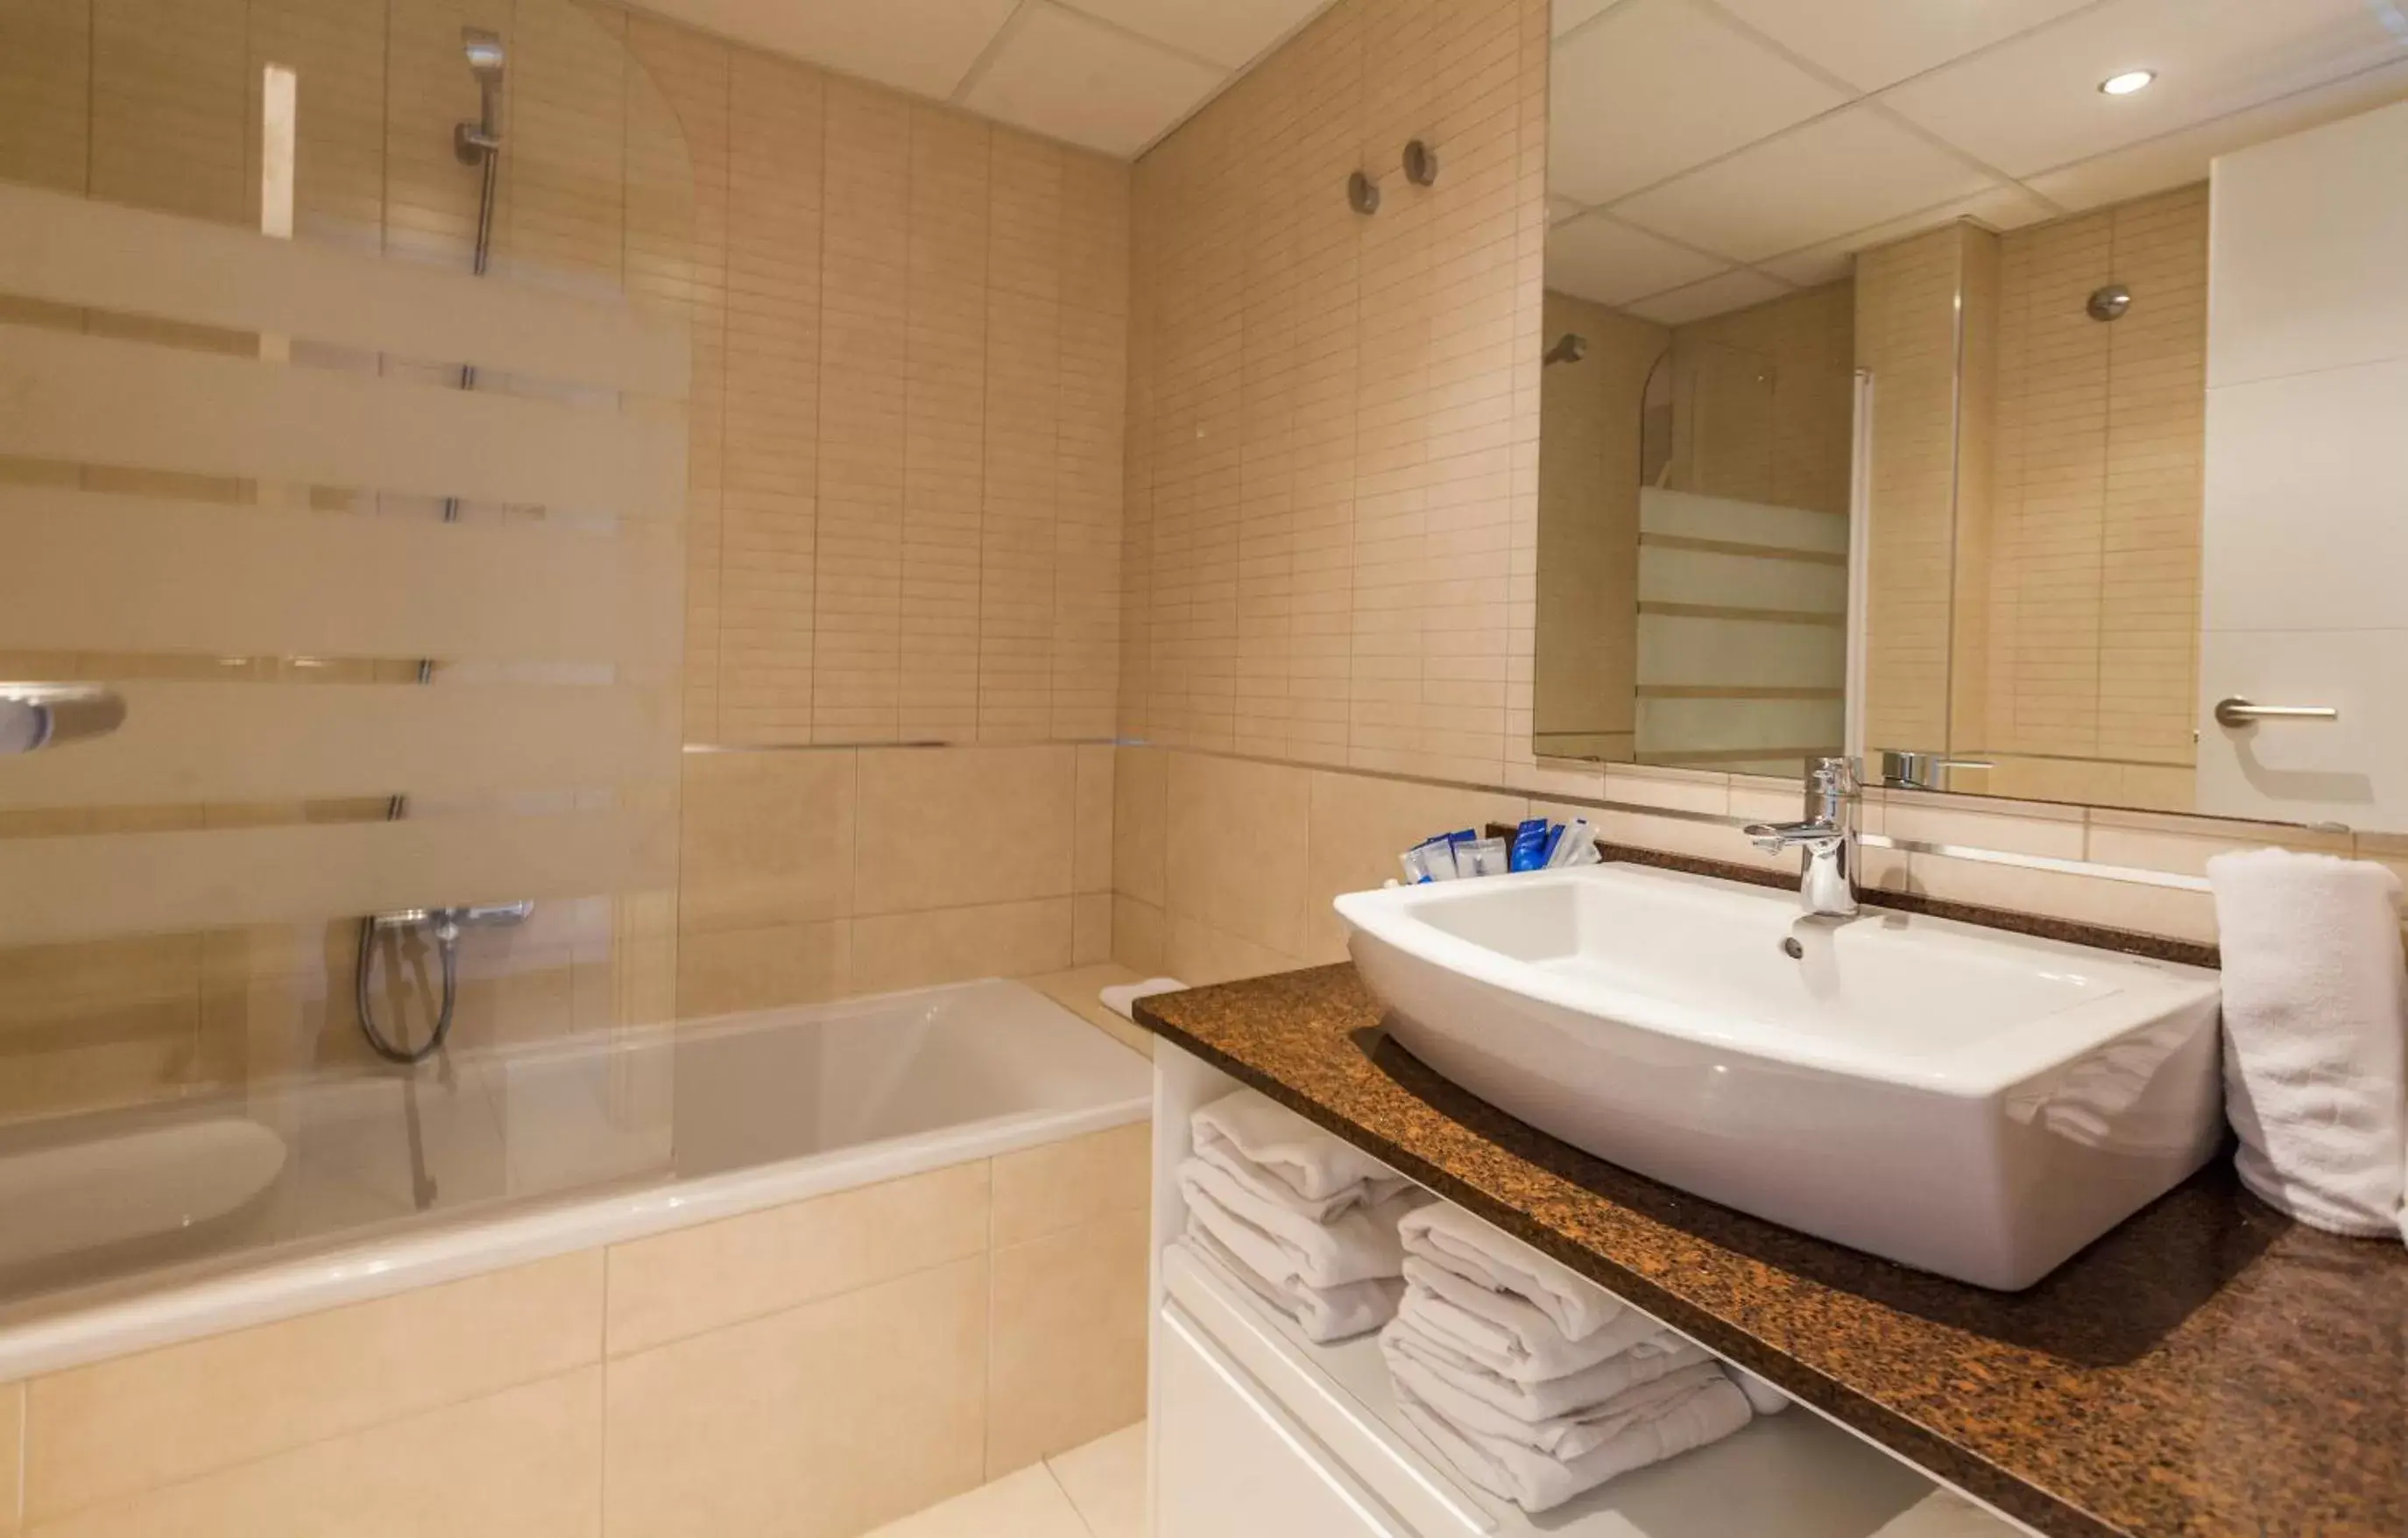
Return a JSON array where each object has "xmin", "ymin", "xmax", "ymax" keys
[
  {"xmin": 0, "ymin": 684, "xmax": 127, "ymax": 755},
  {"xmin": 2214, "ymin": 696, "xmax": 2339, "ymax": 728}
]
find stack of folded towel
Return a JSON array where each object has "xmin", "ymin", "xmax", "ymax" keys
[
  {"xmin": 1178, "ymin": 1088, "xmax": 1430, "ymax": 1342},
  {"xmin": 1381, "ymin": 1204, "xmax": 1754, "ymax": 1513}
]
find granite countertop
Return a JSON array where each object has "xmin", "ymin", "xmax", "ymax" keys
[{"xmin": 1135, "ymin": 963, "xmax": 2408, "ymax": 1538}]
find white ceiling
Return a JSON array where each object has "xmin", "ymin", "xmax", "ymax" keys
[
  {"xmin": 633, "ymin": 0, "xmax": 1337, "ymax": 158},
  {"xmin": 1548, "ymin": 0, "xmax": 2408, "ymax": 322}
]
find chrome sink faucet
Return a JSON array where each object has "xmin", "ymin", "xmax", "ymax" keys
[{"xmin": 1743, "ymin": 756, "xmax": 1860, "ymax": 918}]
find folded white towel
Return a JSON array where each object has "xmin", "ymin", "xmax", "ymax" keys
[
  {"xmin": 1868, "ymin": 1490, "xmax": 2022, "ymax": 1537},
  {"xmin": 1399, "ymin": 1203, "xmax": 1621, "ymax": 1342},
  {"xmin": 1100, "ymin": 977, "xmax": 1185, "ymax": 1021},
  {"xmin": 1381, "ymin": 1316, "xmax": 1709, "ymax": 1422},
  {"xmin": 1395, "ymin": 1362, "xmax": 1751, "ymax": 1513},
  {"xmin": 1182, "ymin": 1221, "xmax": 1401, "ymax": 1343},
  {"xmin": 1197, "ymin": 1128, "xmax": 1410, "ymax": 1224},
  {"xmin": 1177, "ymin": 1156, "xmax": 1421, "ymax": 1288},
  {"xmin": 1388, "ymin": 1338, "xmax": 1729, "ymax": 1461},
  {"xmin": 1192, "ymin": 1087, "xmax": 1402, "ymax": 1203},
  {"xmin": 2207, "ymin": 848, "xmax": 2408, "ymax": 1238},
  {"xmin": 1398, "ymin": 1258, "xmax": 1664, "ymax": 1382},
  {"xmin": 1720, "ymin": 1363, "xmax": 1790, "ymax": 1415}
]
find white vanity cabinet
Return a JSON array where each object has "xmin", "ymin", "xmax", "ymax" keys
[
  {"xmin": 1145, "ymin": 1041, "xmax": 2024, "ymax": 1538},
  {"xmin": 2198, "ymin": 98, "xmax": 2408, "ymax": 829}
]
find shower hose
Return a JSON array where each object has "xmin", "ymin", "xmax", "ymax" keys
[{"xmin": 355, "ymin": 911, "xmax": 463, "ymax": 1066}]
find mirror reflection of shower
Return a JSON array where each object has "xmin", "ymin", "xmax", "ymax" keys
[{"xmin": 356, "ymin": 26, "xmax": 532, "ymax": 1071}]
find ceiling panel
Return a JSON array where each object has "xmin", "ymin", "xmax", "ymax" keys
[
  {"xmin": 1613, "ymin": 104, "xmax": 1997, "ymax": 263},
  {"xmin": 1546, "ymin": 214, "xmax": 1730, "ymax": 307},
  {"xmin": 964, "ymin": 3, "xmax": 1228, "ymax": 159},
  {"xmin": 1070, "ymin": 0, "xmax": 1331, "ymax": 70},
  {"xmin": 1880, "ymin": 0, "xmax": 2407, "ymax": 179},
  {"xmin": 632, "ymin": 0, "xmax": 1020, "ymax": 101},
  {"xmin": 1548, "ymin": 0, "xmax": 1847, "ymax": 207},
  {"xmin": 2028, "ymin": 56, "xmax": 2408, "ymax": 210},
  {"xmin": 1709, "ymin": 0, "xmax": 2100, "ymax": 95},
  {"xmin": 1755, "ymin": 184, "xmax": 2056, "ymax": 286},
  {"xmin": 1625, "ymin": 269, "xmax": 1791, "ymax": 327}
]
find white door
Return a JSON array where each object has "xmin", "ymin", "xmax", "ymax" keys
[
  {"xmin": 1154, "ymin": 1303, "xmax": 1407, "ymax": 1538},
  {"xmin": 2198, "ymin": 99, "xmax": 2408, "ymax": 828}
]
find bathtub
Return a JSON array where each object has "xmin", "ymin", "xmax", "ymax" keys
[{"xmin": 0, "ymin": 977, "xmax": 1151, "ymax": 1381}]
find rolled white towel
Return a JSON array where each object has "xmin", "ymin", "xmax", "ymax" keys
[
  {"xmin": 1177, "ymin": 1156, "xmax": 1423, "ymax": 1288},
  {"xmin": 1398, "ymin": 1258, "xmax": 1664, "ymax": 1382},
  {"xmin": 1197, "ymin": 1128, "xmax": 1409, "ymax": 1225},
  {"xmin": 1182, "ymin": 1219, "xmax": 1401, "ymax": 1344},
  {"xmin": 1868, "ymin": 1490, "xmax": 2023, "ymax": 1537},
  {"xmin": 1387, "ymin": 1337, "xmax": 1728, "ymax": 1461},
  {"xmin": 1395, "ymin": 1361, "xmax": 1751, "ymax": 1513},
  {"xmin": 2207, "ymin": 848, "xmax": 2408, "ymax": 1237},
  {"xmin": 1381, "ymin": 1315, "xmax": 1709, "ymax": 1422},
  {"xmin": 1192, "ymin": 1087, "xmax": 1402, "ymax": 1203},
  {"xmin": 1100, "ymin": 977, "xmax": 1185, "ymax": 1021},
  {"xmin": 1400, "ymin": 1202, "xmax": 1621, "ymax": 1342},
  {"xmin": 1720, "ymin": 1363, "xmax": 1791, "ymax": 1415}
]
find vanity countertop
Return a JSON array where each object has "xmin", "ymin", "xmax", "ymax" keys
[{"xmin": 1134, "ymin": 962, "xmax": 2408, "ymax": 1538}]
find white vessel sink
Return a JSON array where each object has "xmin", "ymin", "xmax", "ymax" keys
[{"xmin": 1336, "ymin": 864, "xmax": 2224, "ymax": 1289}]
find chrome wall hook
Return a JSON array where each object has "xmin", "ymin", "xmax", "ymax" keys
[
  {"xmin": 1402, "ymin": 138, "xmax": 1438, "ymax": 187},
  {"xmin": 1347, "ymin": 170, "xmax": 1381, "ymax": 215}
]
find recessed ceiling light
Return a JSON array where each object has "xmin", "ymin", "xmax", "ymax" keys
[{"xmin": 2099, "ymin": 69, "xmax": 2157, "ymax": 96}]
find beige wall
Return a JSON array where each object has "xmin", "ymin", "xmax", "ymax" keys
[
  {"xmin": 676, "ymin": 743, "xmax": 1114, "ymax": 1017},
  {"xmin": 1975, "ymin": 184, "xmax": 2207, "ymax": 810},
  {"xmin": 1534, "ymin": 289, "xmax": 1662, "ymax": 755},
  {"xmin": 0, "ymin": 1125, "xmax": 1148, "ymax": 1536},
  {"xmin": 1118, "ymin": 0, "xmax": 1550, "ymax": 788},
  {"xmin": 1854, "ymin": 188, "xmax": 2208, "ymax": 812},
  {"xmin": 1667, "ymin": 280, "xmax": 1854, "ymax": 518}
]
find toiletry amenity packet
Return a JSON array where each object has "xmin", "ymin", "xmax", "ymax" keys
[
  {"xmin": 1546, "ymin": 818, "xmax": 1598, "ymax": 867},
  {"xmin": 1508, "ymin": 819, "xmax": 1552, "ymax": 872},
  {"xmin": 1464, "ymin": 836, "xmax": 1510, "ymax": 878}
]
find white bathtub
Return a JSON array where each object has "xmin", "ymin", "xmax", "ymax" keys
[{"xmin": 0, "ymin": 977, "xmax": 1151, "ymax": 1381}]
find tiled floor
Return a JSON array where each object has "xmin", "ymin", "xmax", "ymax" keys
[{"xmin": 865, "ymin": 1421, "xmax": 1146, "ymax": 1538}]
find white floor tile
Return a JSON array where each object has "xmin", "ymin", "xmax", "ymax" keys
[
  {"xmin": 860, "ymin": 1463, "xmax": 1092, "ymax": 1538},
  {"xmin": 1048, "ymin": 1421, "xmax": 1148, "ymax": 1538}
]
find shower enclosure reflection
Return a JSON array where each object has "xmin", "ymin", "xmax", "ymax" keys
[{"xmin": 1534, "ymin": 286, "xmax": 1855, "ymax": 776}]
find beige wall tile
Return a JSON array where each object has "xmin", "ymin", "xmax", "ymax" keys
[
  {"xmin": 1, "ymin": 1379, "xmax": 18, "ymax": 1538},
  {"xmin": 859, "ymin": 1462, "xmax": 1091, "ymax": 1538},
  {"xmin": 850, "ymin": 899, "xmax": 1077, "ymax": 993},
  {"xmin": 855, "ymin": 746, "xmax": 1078, "ymax": 915},
  {"xmin": 25, "ymin": 1252, "xmax": 601, "ymax": 1521},
  {"xmin": 1073, "ymin": 892, "xmax": 1112, "ymax": 966},
  {"xmin": 1165, "ymin": 754, "xmax": 1310, "ymax": 957},
  {"xmin": 986, "ymin": 1209, "xmax": 1148, "ymax": 1478},
  {"xmin": 1109, "ymin": 896, "xmax": 1164, "ymax": 976},
  {"xmin": 992, "ymin": 1123, "xmax": 1149, "ymax": 1247},
  {"xmin": 26, "ymin": 1369, "xmax": 600, "ymax": 1538},
  {"xmin": 1075, "ymin": 745, "xmax": 1114, "ymax": 895},
  {"xmin": 1901, "ymin": 853, "xmax": 2217, "ymax": 943},
  {"xmin": 1881, "ymin": 793, "xmax": 2087, "ymax": 861},
  {"xmin": 1109, "ymin": 746, "xmax": 1167, "ymax": 906},
  {"xmin": 1163, "ymin": 916, "xmax": 1302, "ymax": 988},
  {"xmin": 606, "ymin": 1161, "xmax": 991, "ymax": 1356},
  {"xmin": 679, "ymin": 750, "xmax": 858, "ymax": 935},
  {"xmin": 674, "ymin": 920, "xmax": 851, "ymax": 1019},
  {"xmin": 604, "ymin": 1256, "xmax": 989, "ymax": 1538},
  {"xmin": 2084, "ymin": 810, "xmax": 2350, "ymax": 878},
  {"xmin": 1305, "ymin": 771, "xmax": 1528, "ymax": 963}
]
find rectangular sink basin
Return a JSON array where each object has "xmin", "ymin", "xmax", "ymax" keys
[{"xmin": 1336, "ymin": 864, "xmax": 2223, "ymax": 1289}]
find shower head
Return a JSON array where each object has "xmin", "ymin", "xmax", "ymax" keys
[
  {"xmin": 455, "ymin": 28, "xmax": 505, "ymax": 164},
  {"xmin": 1543, "ymin": 333, "xmax": 1588, "ymax": 367}
]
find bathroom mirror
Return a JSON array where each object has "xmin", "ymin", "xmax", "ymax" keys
[{"xmin": 1534, "ymin": 0, "xmax": 2408, "ymax": 820}]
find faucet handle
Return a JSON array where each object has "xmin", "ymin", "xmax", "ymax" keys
[{"xmin": 1808, "ymin": 756, "xmax": 1858, "ymax": 796}]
